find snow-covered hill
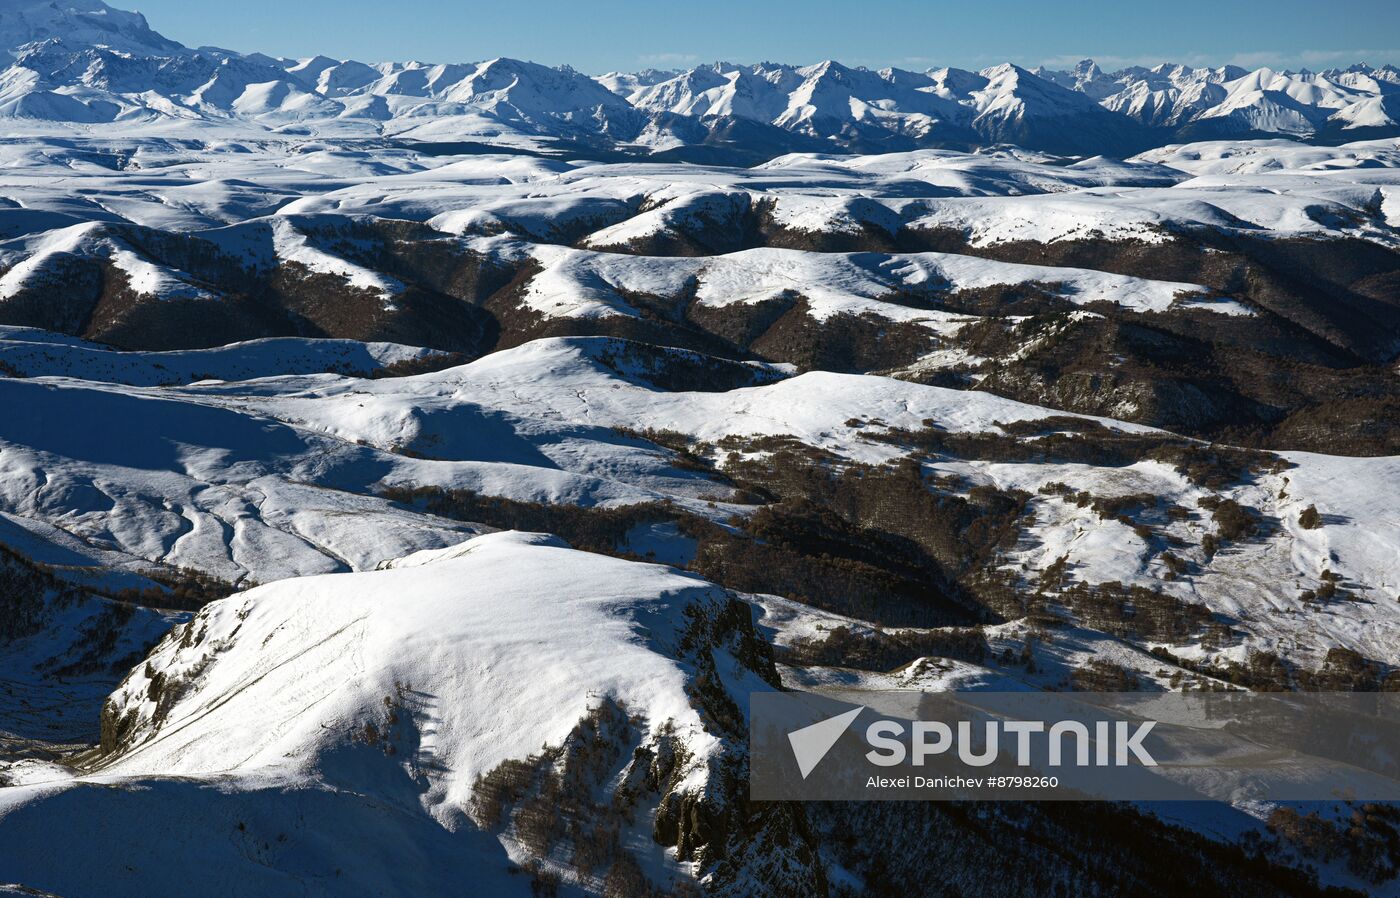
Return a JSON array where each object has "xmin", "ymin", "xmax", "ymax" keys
[
  {"xmin": 6, "ymin": 330, "xmax": 1400, "ymax": 891},
  {"xmin": 0, "ymin": 134, "xmax": 1396, "ymax": 447},
  {"xmin": 0, "ymin": 326, "xmax": 453, "ymax": 384},
  {"xmin": 5, "ymin": 327, "xmax": 1400, "ymax": 674},
  {"xmin": 0, "ymin": 530, "xmax": 805, "ymax": 896}
]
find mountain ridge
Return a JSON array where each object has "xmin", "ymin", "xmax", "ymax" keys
[{"xmin": 1, "ymin": 0, "xmax": 1397, "ymax": 159}]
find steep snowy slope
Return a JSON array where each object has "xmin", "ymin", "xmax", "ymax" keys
[
  {"xmin": 0, "ymin": 541, "xmax": 177, "ymax": 761},
  {"xmin": 0, "ymin": 530, "xmax": 800, "ymax": 897},
  {"xmin": 0, "ymin": 0, "xmax": 181, "ymax": 58},
  {"xmin": 965, "ymin": 63, "xmax": 1153, "ymax": 156},
  {"xmin": 1034, "ymin": 59, "xmax": 1400, "ymax": 142}
]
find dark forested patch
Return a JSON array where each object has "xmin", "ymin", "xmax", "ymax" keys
[
  {"xmin": 385, "ymin": 417, "xmax": 1289, "ymax": 637},
  {"xmin": 7, "ymin": 212, "xmax": 1400, "ymax": 457},
  {"xmin": 815, "ymin": 799, "xmax": 1369, "ymax": 898},
  {"xmin": 903, "ymin": 233, "xmax": 1400, "ymax": 456},
  {"xmin": 863, "ymin": 415, "xmax": 1290, "ymax": 489},
  {"xmin": 776, "ymin": 624, "xmax": 989, "ymax": 671},
  {"xmin": 0, "ymin": 543, "xmax": 82, "ymax": 643},
  {"xmin": 1149, "ymin": 645, "xmax": 1400, "ymax": 693},
  {"xmin": 107, "ymin": 567, "xmax": 240, "ymax": 612},
  {"xmin": 386, "ymin": 438, "xmax": 1038, "ymax": 628},
  {"xmin": 380, "ymin": 486, "xmax": 679, "ymax": 557}
]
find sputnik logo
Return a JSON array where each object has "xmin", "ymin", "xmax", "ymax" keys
[{"xmin": 787, "ymin": 706, "xmax": 864, "ymax": 779}]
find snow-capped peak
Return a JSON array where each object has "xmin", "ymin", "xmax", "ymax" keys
[
  {"xmin": 0, "ymin": 0, "xmax": 1395, "ymax": 157},
  {"xmin": 0, "ymin": 0, "xmax": 183, "ymax": 58}
]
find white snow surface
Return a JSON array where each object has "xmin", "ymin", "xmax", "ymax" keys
[
  {"xmin": 0, "ymin": 137, "xmax": 1392, "ymax": 273},
  {"xmin": 2, "ymin": 5, "xmax": 1395, "ymax": 159},
  {"xmin": 0, "ymin": 530, "xmax": 770, "ymax": 896},
  {"xmin": 0, "ymin": 331, "xmax": 1393, "ymax": 674},
  {"xmin": 0, "ymin": 136, "xmax": 1393, "ymax": 349},
  {"xmin": 98, "ymin": 531, "xmax": 728, "ymax": 788},
  {"xmin": 510, "ymin": 242, "xmax": 1239, "ymax": 324},
  {"xmin": 0, "ymin": 326, "xmax": 446, "ymax": 384},
  {"xmin": 0, "ymin": 5, "xmax": 1399, "ymax": 889}
]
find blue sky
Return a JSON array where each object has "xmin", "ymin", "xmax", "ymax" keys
[{"xmin": 131, "ymin": 0, "xmax": 1400, "ymax": 74}]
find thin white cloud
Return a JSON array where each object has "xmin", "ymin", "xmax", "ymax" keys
[
  {"xmin": 1028, "ymin": 49, "xmax": 1400, "ymax": 74},
  {"xmin": 1292, "ymin": 48, "xmax": 1400, "ymax": 68},
  {"xmin": 637, "ymin": 52, "xmax": 700, "ymax": 67},
  {"xmin": 1032, "ymin": 53, "xmax": 1189, "ymax": 70},
  {"xmin": 628, "ymin": 49, "xmax": 1400, "ymax": 76}
]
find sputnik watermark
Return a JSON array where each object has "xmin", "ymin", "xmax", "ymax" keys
[
  {"xmin": 864, "ymin": 716, "xmax": 1156, "ymax": 768},
  {"xmin": 751, "ymin": 691, "xmax": 1400, "ymax": 801},
  {"xmin": 787, "ymin": 706, "xmax": 863, "ymax": 779},
  {"xmin": 787, "ymin": 705, "xmax": 1155, "ymax": 780}
]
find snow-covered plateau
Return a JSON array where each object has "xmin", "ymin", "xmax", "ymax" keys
[{"xmin": 2, "ymin": 1, "xmax": 1400, "ymax": 896}]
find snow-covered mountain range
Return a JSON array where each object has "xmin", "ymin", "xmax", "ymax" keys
[
  {"xmin": 3, "ymin": 1, "xmax": 1400, "ymax": 895},
  {"xmin": 0, "ymin": 126, "xmax": 1395, "ymax": 892},
  {"xmin": 1, "ymin": 0, "xmax": 1398, "ymax": 159}
]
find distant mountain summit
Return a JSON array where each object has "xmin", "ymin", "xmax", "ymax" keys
[
  {"xmin": 0, "ymin": 0, "xmax": 1396, "ymax": 158},
  {"xmin": 0, "ymin": 0, "xmax": 181, "ymax": 57}
]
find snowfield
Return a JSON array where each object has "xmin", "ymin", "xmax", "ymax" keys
[
  {"xmin": 4, "ymin": 333, "xmax": 1400, "ymax": 675},
  {"xmin": 0, "ymin": 326, "xmax": 449, "ymax": 384},
  {"xmin": 195, "ymin": 337, "xmax": 1400, "ymax": 671},
  {"xmin": 0, "ymin": 133, "xmax": 1396, "ymax": 893},
  {"xmin": 0, "ymin": 531, "xmax": 774, "ymax": 896},
  {"xmin": 0, "ymin": 136, "xmax": 1394, "ymax": 254}
]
